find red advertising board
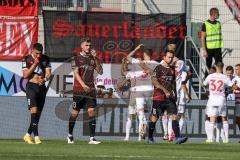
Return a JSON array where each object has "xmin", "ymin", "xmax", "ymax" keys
[
  {"xmin": 0, "ymin": 0, "xmax": 38, "ymax": 16},
  {"xmin": 0, "ymin": 18, "xmax": 38, "ymax": 60}
]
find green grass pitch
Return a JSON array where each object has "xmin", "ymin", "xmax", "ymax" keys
[{"xmin": 0, "ymin": 140, "xmax": 240, "ymax": 160}]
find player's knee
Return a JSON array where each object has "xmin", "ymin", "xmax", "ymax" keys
[
  {"xmin": 149, "ymin": 115, "xmax": 158, "ymax": 122},
  {"xmin": 128, "ymin": 114, "xmax": 135, "ymax": 120},
  {"xmin": 88, "ymin": 108, "xmax": 95, "ymax": 117},
  {"xmin": 30, "ymin": 106, "xmax": 38, "ymax": 113}
]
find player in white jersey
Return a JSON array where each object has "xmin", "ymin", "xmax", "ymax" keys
[
  {"xmin": 203, "ymin": 62, "xmax": 233, "ymax": 143},
  {"xmin": 225, "ymin": 66, "xmax": 235, "ymax": 101},
  {"xmin": 117, "ymin": 58, "xmax": 137, "ymax": 141},
  {"xmin": 232, "ymin": 64, "xmax": 240, "ymax": 143},
  {"xmin": 175, "ymin": 60, "xmax": 191, "ymax": 134},
  {"xmin": 125, "ymin": 44, "xmax": 159, "ymax": 141}
]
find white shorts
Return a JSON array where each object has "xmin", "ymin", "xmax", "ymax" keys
[
  {"xmin": 135, "ymin": 91, "xmax": 153, "ymax": 112},
  {"xmin": 235, "ymin": 104, "xmax": 240, "ymax": 117},
  {"xmin": 206, "ymin": 96, "xmax": 226, "ymax": 117}
]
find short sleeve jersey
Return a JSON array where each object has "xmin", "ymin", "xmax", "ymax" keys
[
  {"xmin": 152, "ymin": 64, "xmax": 176, "ymax": 101},
  {"xmin": 72, "ymin": 53, "xmax": 96, "ymax": 93},
  {"xmin": 203, "ymin": 73, "xmax": 233, "ymax": 98},
  {"xmin": 22, "ymin": 54, "xmax": 51, "ymax": 79}
]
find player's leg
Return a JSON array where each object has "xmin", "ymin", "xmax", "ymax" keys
[
  {"xmin": 205, "ymin": 115, "xmax": 211, "ymax": 142},
  {"xmin": 125, "ymin": 92, "xmax": 137, "ymax": 141},
  {"xmin": 235, "ymin": 104, "xmax": 240, "ymax": 143},
  {"xmin": 24, "ymin": 83, "xmax": 38, "ymax": 144},
  {"xmin": 215, "ymin": 116, "xmax": 222, "ymax": 143},
  {"xmin": 167, "ymin": 115, "xmax": 173, "ymax": 141},
  {"xmin": 222, "ymin": 116, "xmax": 229, "ymax": 143},
  {"xmin": 178, "ymin": 95, "xmax": 186, "ymax": 135},
  {"xmin": 86, "ymin": 97, "xmax": 100, "ymax": 144},
  {"xmin": 136, "ymin": 96, "xmax": 147, "ymax": 141},
  {"xmin": 125, "ymin": 114, "xmax": 135, "ymax": 141},
  {"xmin": 148, "ymin": 101, "xmax": 161, "ymax": 144},
  {"xmin": 67, "ymin": 95, "xmax": 81, "ymax": 144},
  {"xmin": 167, "ymin": 100, "xmax": 188, "ymax": 144},
  {"xmin": 207, "ymin": 103, "xmax": 218, "ymax": 143},
  {"xmin": 162, "ymin": 110, "xmax": 169, "ymax": 140},
  {"xmin": 33, "ymin": 86, "xmax": 47, "ymax": 144}
]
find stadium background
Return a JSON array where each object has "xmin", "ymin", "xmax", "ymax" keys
[{"xmin": 0, "ymin": 0, "xmax": 240, "ymax": 140}]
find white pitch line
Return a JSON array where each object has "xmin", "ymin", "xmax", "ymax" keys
[{"xmin": 0, "ymin": 154, "xmax": 226, "ymax": 159}]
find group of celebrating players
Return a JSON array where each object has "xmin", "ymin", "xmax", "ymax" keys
[{"xmin": 21, "ymin": 38, "xmax": 240, "ymax": 145}]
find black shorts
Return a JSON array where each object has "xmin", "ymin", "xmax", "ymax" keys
[
  {"xmin": 72, "ymin": 94, "xmax": 96, "ymax": 111},
  {"xmin": 26, "ymin": 82, "xmax": 47, "ymax": 111},
  {"xmin": 151, "ymin": 99, "xmax": 177, "ymax": 116}
]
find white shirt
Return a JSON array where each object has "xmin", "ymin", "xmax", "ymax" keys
[
  {"xmin": 176, "ymin": 71, "xmax": 187, "ymax": 98},
  {"xmin": 126, "ymin": 58, "xmax": 159, "ymax": 92},
  {"xmin": 203, "ymin": 73, "xmax": 233, "ymax": 98}
]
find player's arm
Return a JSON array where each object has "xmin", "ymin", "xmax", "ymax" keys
[
  {"xmin": 121, "ymin": 58, "xmax": 128, "ymax": 76},
  {"xmin": 22, "ymin": 57, "xmax": 39, "ymax": 79},
  {"xmin": 91, "ymin": 49, "xmax": 103, "ymax": 75},
  {"xmin": 73, "ymin": 67, "xmax": 91, "ymax": 92},
  {"xmin": 126, "ymin": 44, "xmax": 144, "ymax": 62},
  {"xmin": 201, "ymin": 24, "xmax": 208, "ymax": 57},
  {"xmin": 182, "ymin": 82, "xmax": 191, "ymax": 102},
  {"xmin": 44, "ymin": 57, "xmax": 52, "ymax": 82},
  {"xmin": 116, "ymin": 78, "xmax": 129, "ymax": 91},
  {"xmin": 151, "ymin": 67, "xmax": 171, "ymax": 97},
  {"xmin": 181, "ymin": 72, "xmax": 191, "ymax": 102},
  {"xmin": 72, "ymin": 58, "xmax": 90, "ymax": 92}
]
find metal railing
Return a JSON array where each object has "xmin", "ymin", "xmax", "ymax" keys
[{"xmin": 184, "ymin": 36, "xmax": 208, "ymax": 99}]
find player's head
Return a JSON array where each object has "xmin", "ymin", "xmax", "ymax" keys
[
  {"xmin": 143, "ymin": 48, "xmax": 153, "ymax": 60},
  {"xmin": 235, "ymin": 64, "xmax": 240, "ymax": 76},
  {"xmin": 226, "ymin": 65, "xmax": 234, "ymax": 79},
  {"xmin": 209, "ymin": 66, "xmax": 216, "ymax": 74},
  {"xmin": 210, "ymin": 8, "xmax": 219, "ymax": 20},
  {"xmin": 163, "ymin": 50, "xmax": 174, "ymax": 65},
  {"xmin": 167, "ymin": 43, "xmax": 176, "ymax": 52},
  {"xmin": 80, "ymin": 37, "xmax": 91, "ymax": 54},
  {"xmin": 175, "ymin": 60, "xmax": 184, "ymax": 73},
  {"xmin": 32, "ymin": 43, "xmax": 43, "ymax": 58},
  {"xmin": 215, "ymin": 62, "xmax": 224, "ymax": 73}
]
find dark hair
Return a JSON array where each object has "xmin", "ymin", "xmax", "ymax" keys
[
  {"xmin": 143, "ymin": 48, "xmax": 153, "ymax": 58},
  {"xmin": 216, "ymin": 62, "xmax": 224, "ymax": 68},
  {"xmin": 226, "ymin": 65, "xmax": 234, "ymax": 72},
  {"xmin": 164, "ymin": 50, "xmax": 175, "ymax": 56},
  {"xmin": 210, "ymin": 8, "xmax": 219, "ymax": 16},
  {"xmin": 235, "ymin": 64, "xmax": 240, "ymax": 67},
  {"xmin": 80, "ymin": 37, "xmax": 91, "ymax": 45},
  {"xmin": 33, "ymin": 43, "xmax": 43, "ymax": 52}
]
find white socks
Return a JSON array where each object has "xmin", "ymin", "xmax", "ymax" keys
[
  {"xmin": 215, "ymin": 123, "xmax": 221, "ymax": 143},
  {"xmin": 179, "ymin": 117, "xmax": 184, "ymax": 134},
  {"xmin": 168, "ymin": 118, "xmax": 172, "ymax": 138},
  {"xmin": 209, "ymin": 122, "xmax": 215, "ymax": 141},
  {"xmin": 223, "ymin": 121, "xmax": 229, "ymax": 142},
  {"xmin": 125, "ymin": 118, "xmax": 132, "ymax": 140},
  {"xmin": 162, "ymin": 115, "xmax": 168, "ymax": 136},
  {"xmin": 205, "ymin": 120, "xmax": 210, "ymax": 140}
]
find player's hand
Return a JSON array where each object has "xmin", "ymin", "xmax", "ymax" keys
[
  {"xmin": 33, "ymin": 57, "xmax": 40, "ymax": 65},
  {"xmin": 164, "ymin": 90, "xmax": 171, "ymax": 98},
  {"xmin": 136, "ymin": 44, "xmax": 144, "ymax": 50},
  {"xmin": 202, "ymin": 48, "xmax": 208, "ymax": 58},
  {"xmin": 91, "ymin": 49, "xmax": 97, "ymax": 57},
  {"xmin": 83, "ymin": 84, "xmax": 91, "ymax": 93},
  {"xmin": 186, "ymin": 95, "xmax": 192, "ymax": 103},
  {"xmin": 38, "ymin": 77, "xmax": 45, "ymax": 86}
]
